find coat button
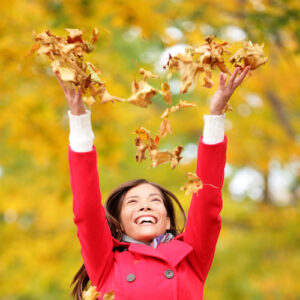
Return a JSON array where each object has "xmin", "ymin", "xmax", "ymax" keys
[
  {"xmin": 164, "ymin": 269, "xmax": 174, "ymax": 279},
  {"xmin": 126, "ymin": 273, "xmax": 136, "ymax": 282}
]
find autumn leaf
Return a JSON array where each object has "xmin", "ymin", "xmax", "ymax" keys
[
  {"xmin": 160, "ymin": 82, "xmax": 172, "ymax": 104},
  {"xmin": 221, "ymin": 103, "xmax": 233, "ymax": 114},
  {"xmin": 163, "ymin": 35, "xmax": 232, "ymax": 93},
  {"xmin": 134, "ymin": 126, "xmax": 183, "ymax": 169},
  {"xmin": 103, "ymin": 291, "xmax": 115, "ymax": 300},
  {"xmin": 150, "ymin": 150, "xmax": 172, "ymax": 168},
  {"xmin": 82, "ymin": 286, "xmax": 101, "ymax": 300},
  {"xmin": 180, "ymin": 172, "xmax": 203, "ymax": 195},
  {"xmin": 28, "ymin": 28, "xmax": 125, "ymax": 106},
  {"xmin": 139, "ymin": 68, "xmax": 160, "ymax": 80},
  {"xmin": 101, "ymin": 89, "xmax": 126, "ymax": 103},
  {"xmin": 91, "ymin": 28, "xmax": 100, "ymax": 44},
  {"xmin": 159, "ymin": 119, "xmax": 172, "ymax": 138},
  {"xmin": 128, "ymin": 80, "xmax": 159, "ymax": 107},
  {"xmin": 229, "ymin": 40, "xmax": 268, "ymax": 70},
  {"xmin": 170, "ymin": 146, "xmax": 184, "ymax": 169},
  {"xmin": 161, "ymin": 100, "xmax": 196, "ymax": 119}
]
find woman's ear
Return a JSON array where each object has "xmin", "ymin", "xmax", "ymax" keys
[{"xmin": 166, "ymin": 217, "xmax": 171, "ymax": 230}]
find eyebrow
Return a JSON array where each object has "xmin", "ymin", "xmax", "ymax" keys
[{"xmin": 125, "ymin": 193, "xmax": 162, "ymax": 200}]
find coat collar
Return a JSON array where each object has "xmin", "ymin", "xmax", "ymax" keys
[{"xmin": 113, "ymin": 234, "xmax": 192, "ymax": 267}]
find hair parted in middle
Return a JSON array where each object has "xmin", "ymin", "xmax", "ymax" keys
[
  {"xmin": 70, "ymin": 178, "xmax": 187, "ymax": 300},
  {"xmin": 104, "ymin": 178, "xmax": 187, "ymax": 241}
]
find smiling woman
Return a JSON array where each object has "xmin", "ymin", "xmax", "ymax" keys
[{"xmin": 55, "ymin": 66, "xmax": 250, "ymax": 300}]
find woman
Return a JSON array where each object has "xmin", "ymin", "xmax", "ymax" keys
[{"xmin": 56, "ymin": 66, "xmax": 250, "ymax": 300}]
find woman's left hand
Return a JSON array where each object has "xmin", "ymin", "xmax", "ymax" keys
[{"xmin": 209, "ymin": 66, "xmax": 251, "ymax": 115}]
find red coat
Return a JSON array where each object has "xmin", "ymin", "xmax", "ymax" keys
[{"xmin": 69, "ymin": 136, "xmax": 227, "ymax": 300}]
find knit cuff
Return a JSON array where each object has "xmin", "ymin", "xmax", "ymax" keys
[
  {"xmin": 68, "ymin": 110, "xmax": 94, "ymax": 152},
  {"xmin": 203, "ymin": 114, "xmax": 225, "ymax": 144}
]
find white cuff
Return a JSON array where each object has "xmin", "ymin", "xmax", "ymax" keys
[
  {"xmin": 68, "ymin": 110, "xmax": 94, "ymax": 152},
  {"xmin": 203, "ymin": 114, "xmax": 225, "ymax": 144}
]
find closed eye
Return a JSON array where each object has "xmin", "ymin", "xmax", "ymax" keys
[
  {"xmin": 127, "ymin": 199, "xmax": 138, "ymax": 204},
  {"xmin": 151, "ymin": 198, "xmax": 162, "ymax": 202}
]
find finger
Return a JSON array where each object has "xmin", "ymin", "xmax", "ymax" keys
[
  {"xmin": 227, "ymin": 67, "xmax": 241, "ymax": 87},
  {"xmin": 55, "ymin": 71, "xmax": 67, "ymax": 93},
  {"xmin": 219, "ymin": 72, "xmax": 227, "ymax": 89},
  {"xmin": 233, "ymin": 65, "xmax": 251, "ymax": 87}
]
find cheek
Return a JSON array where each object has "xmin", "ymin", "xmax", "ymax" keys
[{"xmin": 120, "ymin": 208, "xmax": 133, "ymax": 229}]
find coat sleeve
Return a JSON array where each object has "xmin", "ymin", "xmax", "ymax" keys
[
  {"xmin": 68, "ymin": 145, "xmax": 114, "ymax": 288},
  {"xmin": 183, "ymin": 135, "xmax": 227, "ymax": 282}
]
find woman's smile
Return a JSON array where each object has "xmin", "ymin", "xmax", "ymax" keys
[{"xmin": 120, "ymin": 183, "xmax": 170, "ymax": 243}]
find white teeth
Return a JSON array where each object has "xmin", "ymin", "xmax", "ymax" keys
[{"xmin": 137, "ymin": 216, "xmax": 156, "ymax": 224}]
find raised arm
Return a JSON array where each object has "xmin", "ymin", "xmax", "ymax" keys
[
  {"xmin": 184, "ymin": 66, "xmax": 251, "ymax": 282},
  {"xmin": 55, "ymin": 72, "xmax": 113, "ymax": 287}
]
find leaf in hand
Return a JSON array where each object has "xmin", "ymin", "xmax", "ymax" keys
[{"xmin": 229, "ymin": 40, "xmax": 268, "ymax": 70}]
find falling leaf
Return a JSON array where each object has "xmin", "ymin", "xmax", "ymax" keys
[
  {"xmin": 180, "ymin": 172, "xmax": 203, "ymax": 195},
  {"xmin": 103, "ymin": 291, "xmax": 115, "ymax": 300},
  {"xmin": 139, "ymin": 68, "xmax": 160, "ymax": 81},
  {"xmin": 24, "ymin": 41, "xmax": 41, "ymax": 57},
  {"xmin": 161, "ymin": 100, "xmax": 196, "ymax": 119},
  {"xmin": 160, "ymin": 82, "xmax": 172, "ymax": 104},
  {"xmin": 82, "ymin": 286, "xmax": 101, "ymax": 300},
  {"xmin": 159, "ymin": 119, "xmax": 172, "ymax": 138},
  {"xmin": 128, "ymin": 80, "xmax": 159, "ymax": 108},
  {"xmin": 163, "ymin": 35, "xmax": 232, "ymax": 93},
  {"xmin": 101, "ymin": 89, "xmax": 126, "ymax": 103},
  {"xmin": 170, "ymin": 146, "xmax": 184, "ymax": 169},
  {"xmin": 91, "ymin": 28, "xmax": 100, "ymax": 44},
  {"xmin": 150, "ymin": 150, "xmax": 172, "ymax": 168}
]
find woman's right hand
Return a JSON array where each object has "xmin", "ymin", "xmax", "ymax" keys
[{"xmin": 55, "ymin": 71, "xmax": 86, "ymax": 115}]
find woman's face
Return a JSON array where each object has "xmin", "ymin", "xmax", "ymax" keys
[{"xmin": 120, "ymin": 183, "xmax": 170, "ymax": 244}]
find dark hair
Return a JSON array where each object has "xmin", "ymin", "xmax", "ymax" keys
[{"xmin": 70, "ymin": 179, "xmax": 186, "ymax": 300}]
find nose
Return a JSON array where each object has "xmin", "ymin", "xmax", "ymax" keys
[{"xmin": 139, "ymin": 204, "xmax": 152, "ymax": 211}]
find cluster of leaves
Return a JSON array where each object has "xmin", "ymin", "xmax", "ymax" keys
[{"xmin": 28, "ymin": 28, "xmax": 268, "ymax": 195}]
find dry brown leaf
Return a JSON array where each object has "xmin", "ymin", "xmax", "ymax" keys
[
  {"xmin": 150, "ymin": 150, "xmax": 172, "ymax": 168},
  {"xmin": 82, "ymin": 286, "xmax": 101, "ymax": 300},
  {"xmin": 161, "ymin": 82, "xmax": 172, "ymax": 104},
  {"xmin": 91, "ymin": 28, "xmax": 100, "ymax": 44},
  {"xmin": 161, "ymin": 100, "xmax": 196, "ymax": 119},
  {"xmin": 180, "ymin": 172, "xmax": 203, "ymax": 195},
  {"xmin": 139, "ymin": 68, "xmax": 160, "ymax": 81},
  {"xmin": 103, "ymin": 291, "xmax": 115, "ymax": 300},
  {"xmin": 170, "ymin": 146, "xmax": 184, "ymax": 169},
  {"xmin": 159, "ymin": 119, "xmax": 172, "ymax": 138},
  {"xmin": 229, "ymin": 40, "xmax": 268, "ymax": 70},
  {"xmin": 128, "ymin": 80, "xmax": 159, "ymax": 108},
  {"xmin": 28, "ymin": 28, "xmax": 124, "ymax": 107},
  {"xmin": 101, "ymin": 89, "xmax": 126, "ymax": 104},
  {"xmin": 134, "ymin": 126, "xmax": 182, "ymax": 169},
  {"xmin": 83, "ymin": 96, "xmax": 97, "ymax": 107},
  {"xmin": 163, "ymin": 35, "xmax": 232, "ymax": 93},
  {"xmin": 221, "ymin": 103, "xmax": 233, "ymax": 114}
]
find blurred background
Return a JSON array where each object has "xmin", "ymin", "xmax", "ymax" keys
[{"xmin": 0, "ymin": 0, "xmax": 300, "ymax": 299}]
